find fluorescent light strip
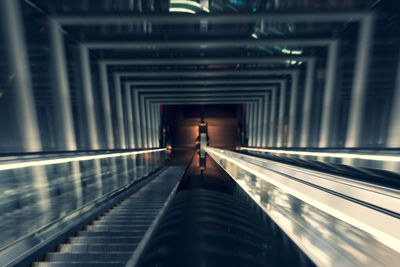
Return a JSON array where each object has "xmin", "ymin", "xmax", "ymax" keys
[
  {"xmin": 241, "ymin": 147, "xmax": 400, "ymax": 162},
  {"xmin": 170, "ymin": 0, "xmax": 209, "ymax": 12},
  {"xmin": 0, "ymin": 148, "xmax": 166, "ymax": 171},
  {"xmin": 170, "ymin": 0, "xmax": 202, "ymax": 9},
  {"xmin": 169, "ymin": 7, "xmax": 196, "ymax": 14}
]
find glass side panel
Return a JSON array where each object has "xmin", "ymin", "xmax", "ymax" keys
[{"xmin": 0, "ymin": 150, "xmax": 165, "ymax": 250}]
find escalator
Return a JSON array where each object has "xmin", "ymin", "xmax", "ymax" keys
[
  {"xmin": 33, "ymin": 166, "xmax": 186, "ymax": 267},
  {"xmin": 132, "ymin": 153, "xmax": 315, "ymax": 267},
  {"xmin": 29, "ymin": 151, "xmax": 315, "ymax": 267}
]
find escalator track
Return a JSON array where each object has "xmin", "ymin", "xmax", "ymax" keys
[{"xmin": 33, "ymin": 166, "xmax": 186, "ymax": 267}]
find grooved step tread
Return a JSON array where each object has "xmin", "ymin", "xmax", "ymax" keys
[
  {"xmin": 35, "ymin": 261, "xmax": 125, "ymax": 267},
  {"xmin": 59, "ymin": 244, "xmax": 138, "ymax": 253},
  {"xmin": 69, "ymin": 236, "xmax": 142, "ymax": 244},
  {"xmin": 47, "ymin": 252, "xmax": 131, "ymax": 262},
  {"xmin": 86, "ymin": 225, "xmax": 150, "ymax": 231},
  {"xmin": 33, "ymin": 166, "xmax": 186, "ymax": 267},
  {"xmin": 78, "ymin": 231, "xmax": 145, "ymax": 237}
]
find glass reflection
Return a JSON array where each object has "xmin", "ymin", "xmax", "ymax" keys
[
  {"xmin": 207, "ymin": 148, "xmax": 400, "ymax": 266},
  {"xmin": 243, "ymin": 148, "xmax": 400, "ymax": 174},
  {"xmin": 0, "ymin": 151, "xmax": 165, "ymax": 251}
]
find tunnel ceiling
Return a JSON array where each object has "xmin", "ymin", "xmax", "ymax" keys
[
  {"xmin": 22, "ymin": 0, "xmax": 399, "ymax": 106},
  {"xmin": 1, "ymin": 0, "xmax": 399, "ymax": 151}
]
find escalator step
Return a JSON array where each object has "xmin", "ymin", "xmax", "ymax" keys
[
  {"xmin": 86, "ymin": 225, "xmax": 151, "ymax": 232},
  {"xmin": 47, "ymin": 252, "xmax": 131, "ymax": 262},
  {"xmin": 35, "ymin": 261, "xmax": 124, "ymax": 267},
  {"xmin": 94, "ymin": 217, "xmax": 155, "ymax": 222},
  {"xmin": 92, "ymin": 221, "xmax": 153, "ymax": 226},
  {"xmin": 32, "ymin": 166, "xmax": 186, "ymax": 267},
  {"xmin": 106, "ymin": 211, "xmax": 160, "ymax": 215},
  {"xmin": 59, "ymin": 244, "xmax": 138, "ymax": 253},
  {"xmin": 108, "ymin": 207, "xmax": 162, "ymax": 210},
  {"xmin": 100, "ymin": 214, "xmax": 158, "ymax": 219},
  {"xmin": 86, "ymin": 226, "xmax": 150, "ymax": 233},
  {"xmin": 78, "ymin": 231, "xmax": 145, "ymax": 237},
  {"xmin": 103, "ymin": 214, "xmax": 158, "ymax": 219},
  {"xmin": 70, "ymin": 236, "xmax": 141, "ymax": 244}
]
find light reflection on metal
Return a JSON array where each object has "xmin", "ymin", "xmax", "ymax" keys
[
  {"xmin": 149, "ymin": 104, "xmax": 155, "ymax": 148},
  {"xmin": 169, "ymin": 7, "xmax": 196, "ymax": 14},
  {"xmin": 206, "ymin": 147, "xmax": 400, "ymax": 259},
  {"xmin": 93, "ymin": 159, "xmax": 103, "ymax": 195},
  {"xmin": 99, "ymin": 62, "xmax": 115, "ymax": 149},
  {"xmin": 387, "ymin": 50, "xmax": 400, "ymax": 147},
  {"xmin": 31, "ymin": 166, "xmax": 51, "ymax": 212},
  {"xmin": 277, "ymin": 81, "xmax": 287, "ymax": 147},
  {"xmin": 261, "ymin": 93, "xmax": 270, "ymax": 147},
  {"xmin": 138, "ymin": 91, "xmax": 149, "ymax": 148},
  {"xmin": 71, "ymin": 161, "xmax": 83, "ymax": 206},
  {"xmin": 113, "ymin": 74, "xmax": 126, "ymax": 149},
  {"xmin": 145, "ymin": 101, "xmax": 153, "ymax": 148},
  {"xmin": 170, "ymin": 0, "xmax": 202, "ymax": 9},
  {"xmin": 79, "ymin": 44, "xmax": 100, "ymax": 149},
  {"xmin": 124, "ymin": 83, "xmax": 135, "ymax": 149},
  {"xmin": 252, "ymin": 103, "xmax": 258, "ymax": 147},
  {"xmin": 268, "ymin": 85, "xmax": 279, "ymax": 147},
  {"xmin": 319, "ymin": 40, "xmax": 339, "ymax": 147},
  {"xmin": 0, "ymin": 0, "xmax": 42, "ymax": 152},
  {"xmin": 245, "ymin": 104, "xmax": 250, "ymax": 145},
  {"xmin": 240, "ymin": 147, "xmax": 400, "ymax": 162},
  {"xmin": 287, "ymin": 71, "xmax": 299, "ymax": 147},
  {"xmin": 346, "ymin": 14, "xmax": 375, "ymax": 147},
  {"xmin": 300, "ymin": 58, "xmax": 316, "ymax": 147},
  {"xmin": 256, "ymin": 99, "xmax": 263, "ymax": 147},
  {"xmin": 170, "ymin": 0, "xmax": 210, "ymax": 13},
  {"xmin": 153, "ymin": 104, "xmax": 160, "ymax": 147},
  {"xmin": 49, "ymin": 18, "xmax": 77, "ymax": 151},
  {"xmin": 0, "ymin": 148, "xmax": 166, "ymax": 171},
  {"xmin": 133, "ymin": 90, "xmax": 144, "ymax": 148}
]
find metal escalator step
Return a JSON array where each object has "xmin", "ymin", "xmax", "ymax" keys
[
  {"xmin": 104, "ymin": 213, "xmax": 159, "ymax": 217},
  {"xmin": 96, "ymin": 217, "xmax": 156, "ymax": 223},
  {"xmin": 98, "ymin": 216, "xmax": 157, "ymax": 221},
  {"xmin": 95, "ymin": 214, "xmax": 157, "ymax": 220},
  {"xmin": 107, "ymin": 209, "xmax": 160, "ymax": 213},
  {"xmin": 85, "ymin": 225, "xmax": 151, "ymax": 232},
  {"xmin": 95, "ymin": 217, "xmax": 155, "ymax": 222},
  {"xmin": 59, "ymin": 244, "xmax": 138, "ymax": 253},
  {"xmin": 106, "ymin": 211, "xmax": 161, "ymax": 215},
  {"xmin": 78, "ymin": 231, "xmax": 145, "ymax": 237},
  {"xmin": 35, "ymin": 262, "xmax": 124, "ymax": 267},
  {"xmin": 108, "ymin": 207, "xmax": 162, "ymax": 210},
  {"xmin": 92, "ymin": 221, "xmax": 153, "ymax": 226},
  {"xmin": 117, "ymin": 201, "xmax": 165, "ymax": 204},
  {"xmin": 101, "ymin": 215, "xmax": 158, "ymax": 219},
  {"xmin": 47, "ymin": 252, "xmax": 132, "ymax": 262},
  {"xmin": 70, "ymin": 236, "xmax": 141, "ymax": 244}
]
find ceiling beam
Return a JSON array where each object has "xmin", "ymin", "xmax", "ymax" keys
[{"xmin": 56, "ymin": 11, "xmax": 369, "ymax": 25}]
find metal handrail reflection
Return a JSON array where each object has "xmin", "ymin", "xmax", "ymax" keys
[{"xmin": 206, "ymin": 147, "xmax": 400, "ymax": 266}]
